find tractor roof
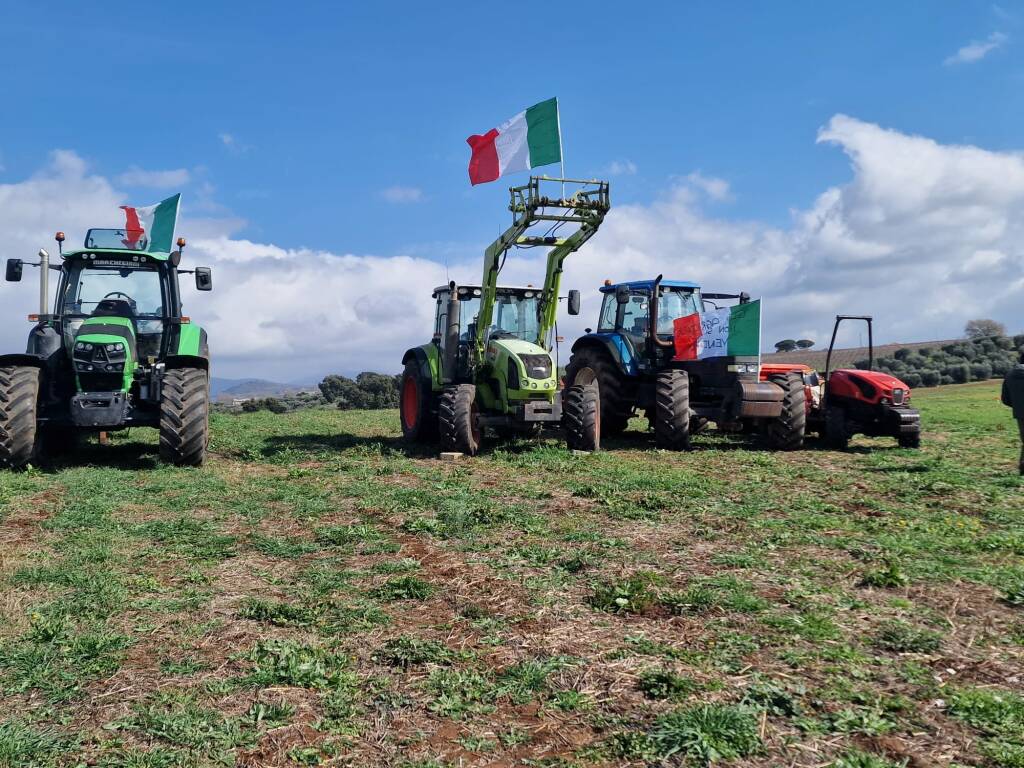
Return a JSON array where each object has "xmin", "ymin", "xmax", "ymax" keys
[
  {"xmin": 432, "ymin": 284, "xmax": 542, "ymax": 295},
  {"xmin": 599, "ymin": 279, "xmax": 700, "ymax": 293},
  {"xmin": 63, "ymin": 248, "xmax": 170, "ymax": 263}
]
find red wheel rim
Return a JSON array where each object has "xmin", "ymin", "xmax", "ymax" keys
[{"xmin": 401, "ymin": 376, "xmax": 419, "ymax": 430}]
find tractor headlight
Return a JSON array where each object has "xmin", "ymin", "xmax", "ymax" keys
[{"xmin": 728, "ymin": 363, "xmax": 760, "ymax": 374}]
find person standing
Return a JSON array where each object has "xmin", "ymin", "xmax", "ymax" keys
[{"xmin": 1002, "ymin": 352, "xmax": 1024, "ymax": 475}]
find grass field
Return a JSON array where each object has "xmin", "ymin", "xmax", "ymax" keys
[{"xmin": 1, "ymin": 380, "xmax": 1022, "ymax": 768}]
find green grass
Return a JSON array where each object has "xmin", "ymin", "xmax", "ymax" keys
[{"xmin": 0, "ymin": 381, "xmax": 1021, "ymax": 765}]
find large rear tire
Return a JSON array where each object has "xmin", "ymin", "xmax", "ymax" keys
[
  {"xmin": 160, "ymin": 367, "xmax": 210, "ymax": 467},
  {"xmin": 766, "ymin": 372, "xmax": 806, "ymax": 450},
  {"xmin": 438, "ymin": 384, "xmax": 481, "ymax": 456},
  {"xmin": 564, "ymin": 382, "xmax": 601, "ymax": 451},
  {"xmin": 0, "ymin": 366, "xmax": 41, "ymax": 470},
  {"xmin": 399, "ymin": 360, "xmax": 437, "ymax": 444},
  {"xmin": 824, "ymin": 405, "xmax": 850, "ymax": 450},
  {"xmin": 654, "ymin": 369, "xmax": 691, "ymax": 450},
  {"xmin": 565, "ymin": 346, "xmax": 631, "ymax": 437}
]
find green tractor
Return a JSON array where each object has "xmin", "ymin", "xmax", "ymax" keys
[
  {"xmin": 0, "ymin": 228, "xmax": 214, "ymax": 469},
  {"xmin": 400, "ymin": 177, "xmax": 610, "ymax": 455}
]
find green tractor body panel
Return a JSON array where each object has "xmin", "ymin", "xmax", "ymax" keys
[
  {"xmin": 174, "ymin": 322, "xmax": 206, "ymax": 356},
  {"xmin": 73, "ymin": 316, "xmax": 138, "ymax": 392},
  {"xmin": 483, "ymin": 337, "xmax": 557, "ymax": 412}
]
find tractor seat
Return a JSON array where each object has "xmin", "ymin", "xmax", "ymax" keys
[{"xmin": 92, "ymin": 299, "xmax": 136, "ymax": 320}]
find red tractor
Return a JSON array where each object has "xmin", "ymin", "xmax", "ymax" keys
[{"xmin": 816, "ymin": 315, "xmax": 921, "ymax": 449}]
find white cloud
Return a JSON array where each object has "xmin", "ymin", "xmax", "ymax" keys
[
  {"xmin": 116, "ymin": 166, "xmax": 190, "ymax": 189},
  {"xmin": 1, "ymin": 118, "xmax": 1023, "ymax": 381},
  {"xmin": 944, "ymin": 31, "xmax": 1007, "ymax": 65},
  {"xmin": 218, "ymin": 132, "xmax": 252, "ymax": 154},
  {"xmin": 380, "ymin": 185, "xmax": 424, "ymax": 204},
  {"xmin": 605, "ymin": 160, "xmax": 638, "ymax": 176}
]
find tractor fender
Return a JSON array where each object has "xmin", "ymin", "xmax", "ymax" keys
[
  {"xmin": 0, "ymin": 353, "xmax": 46, "ymax": 369},
  {"xmin": 570, "ymin": 334, "xmax": 633, "ymax": 377},
  {"xmin": 164, "ymin": 354, "xmax": 209, "ymax": 371},
  {"xmin": 402, "ymin": 345, "xmax": 441, "ymax": 389}
]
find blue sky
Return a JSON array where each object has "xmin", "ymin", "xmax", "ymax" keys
[
  {"xmin": 0, "ymin": 2, "xmax": 1021, "ymax": 380},
  {"xmin": 1, "ymin": 2, "xmax": 1017, "ymax": 252}
]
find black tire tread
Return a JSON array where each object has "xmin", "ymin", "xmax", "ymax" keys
[
  {"xmin": 438, "ymin": 383, "xmax": 479, "ymax": 456},
  {"xmin": 400, "ymin": 360, "xmax": 438, "ymax": 444},
  {"xmin": 565, "ymin": 347, "xmax": 631, "ymax": 436},
  {"xmin": 0, "ymin": 366, "xmax": 40, "ymax": 470},
  {"xmin": 160, "ymin": 367, "xmax": 210, "ymax": 466},
  {"xmin": 767, "ymin": 372, "xmax": 806, "ymax": 450},
  {"xmin": 824, "ymin": 405, "xmax": 850, "ymax": 450},
  {"xmin": 654, "ymin": 369, "xmax": 691, "ymax": 450},
  {"xmin": 564, "ymin": 382, "xmax": 600, "ymax": 451}
]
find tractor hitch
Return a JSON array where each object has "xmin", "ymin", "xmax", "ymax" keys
[{"xmin": 69, "ymin": 391, "xmax": 130, "ymax": 428}]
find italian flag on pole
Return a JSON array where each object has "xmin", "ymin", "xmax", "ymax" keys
[
  {"xmin": 466, "ymin": 98, "xmax": 561, "ymax": 185},
  {"xmin": 119, "ymin": 193, "xmax": 180, "ymax": 253},
  {"xmin": 673, "ymin": 300, "xmax": 762, "ymax": 360}
]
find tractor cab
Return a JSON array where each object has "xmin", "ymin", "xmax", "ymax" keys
[
  {"xmin": 596, "ymin": 279, "xmax": 702, "ymax": 362},
  {"xmin": 432, "ymin": 284, "xmax": 543, "ymax": 348}
]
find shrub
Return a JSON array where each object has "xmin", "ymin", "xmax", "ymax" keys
[
  {"xmin": 920, "ymin": 370, "xmax": 941, "ymax": 387},
  {"xmin": 947, "ymin": 363, "xmax": 970, "ymax": 384},
  {"xmin": 940, "ymin": 375, "xmax": 954, "ymax": 385},
  {"xmin": 971, "ymin": 362, "xmax": 993, "ymax": 381},
  {"xmin": 901, "ymin": 373, "xmax": 922, "ymax": 388}
]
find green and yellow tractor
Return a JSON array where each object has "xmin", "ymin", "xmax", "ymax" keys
[
  {"xmin": 399, "ymin": 177, "xmax": 610, "ymax": 455},
  {"xmin": 0, "ymin": 227, "xmax": 214, "ymax": 468}
]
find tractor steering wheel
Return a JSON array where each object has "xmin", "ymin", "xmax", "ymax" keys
[{"xmin": 100, "ymin": 291, "xmax": 138, "ymax": 314}]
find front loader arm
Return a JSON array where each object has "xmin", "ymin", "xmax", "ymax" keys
[{"xmin": 535, "ymin": 212, "xmax": 605, "ymax": 349}]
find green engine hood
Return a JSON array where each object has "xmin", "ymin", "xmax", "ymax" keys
[
  {"xmin": 73, "ymin": 316, "xmax": 138, "ymax": 391},
  {"xmin": 487, "ymin": 337, "xmax": 557, "ymax": 400}
]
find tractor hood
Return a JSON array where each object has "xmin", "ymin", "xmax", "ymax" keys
[
  {"xmin": 832, "ymin": 369, "xmax": 912, "ymax": 405},
  {"xmin": 72, "ymin": 316, "xmax": 138, "ymax": 392}
]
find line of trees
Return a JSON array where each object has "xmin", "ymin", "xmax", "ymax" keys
[
  {"xmin": 318, "ymin": 372, "xmax": 401, "ymax": 410},
  {"xmin": 858, "ymin": 333, "xmax": 1023, "ymax": 388}
]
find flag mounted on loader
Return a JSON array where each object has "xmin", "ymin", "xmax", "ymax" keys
[
  {"xmin": 118, "ymin": 193, "xmax": 180, "ymax": 253},
  {"xmin": 674, "ymin": 300, "xmax": 762, "ymax": 360},
  {"xmin": 466, "ymin": 98, "xmax": 562, "ymax": 185}
]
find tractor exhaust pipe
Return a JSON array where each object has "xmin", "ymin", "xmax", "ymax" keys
[
  {"xmin": 649, "ymin": 274, "xmax": 674, "ymax": 350},
  {"xmin": 443, "ymin": 281, "xmax": 461, "ymax": 383},
  {"xmin": 37, "ymin": 249, "xmax": 49, "ymax": 315}
]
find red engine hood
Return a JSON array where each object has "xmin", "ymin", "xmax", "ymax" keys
[{"xmin": 831, "ymin": 368, "xmax": 912, "ymax": 403}]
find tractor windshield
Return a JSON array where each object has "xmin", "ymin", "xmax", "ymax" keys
[
  {"xmin": 84, "ymin": 228, "xmax": 150, "ymax": 251},
  {"xmin": 655, "ymin": 289, "xmax": 700, "ymax": 334},
  {"xmin": 489, "ymin": 292, "xmax": 540, "ymax": 342},
  {"xmin": 61, "ymin": 263, "xmax": 167, "ymax": 319}
]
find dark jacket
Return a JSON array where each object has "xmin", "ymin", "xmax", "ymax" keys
[{"xmin": 1003, "ymin": 365, "xmax": 1024, "ymax": 419}]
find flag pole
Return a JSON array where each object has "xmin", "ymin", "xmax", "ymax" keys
[{"xmin": 556, "ymin": 98, "xmax": 565, "ymax": 199}]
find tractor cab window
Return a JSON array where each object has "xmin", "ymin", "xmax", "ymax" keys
[
  {"xmin": 60, "ymin": 261, "xmax": 168, "ymax": 358},
  {"xmin": 655, "ymin": 289, "xmax": 700, "ymax": 334},
  {"xmin": 620, "ymin": 292, "xmax": 650, "ymax": 338},
  {"xmin": 489, "ymin": 292, "xmax": 540, "ymax": 342},
  {"xmin": 597, "ymin": 293, "xmax": 618, "ymax": 331}
]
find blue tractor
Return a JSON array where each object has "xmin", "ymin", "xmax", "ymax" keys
[{"xmin": 563, "ymin": 276, "xmax": 805, "ymax": 451}]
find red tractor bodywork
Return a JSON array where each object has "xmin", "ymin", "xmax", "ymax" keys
[
  {"xmin": 759, "ymin": 363, "xmax": 817, "ymax": 416},
  {"xmin": 818, "ymin": 315, "xmax": 921, "ymax": 449}
]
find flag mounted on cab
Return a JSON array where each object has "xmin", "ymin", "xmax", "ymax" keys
[
  {"xmin": 119, "ymin": 193, "xmax": 180, "ymax": 253},
  {"xmin": 466, "ymin": 98, "xmax": 561, "ymax": 185}
]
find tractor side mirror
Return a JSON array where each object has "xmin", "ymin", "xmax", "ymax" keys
[
  {"xmin": 567, "ymin": 289, "xmax": 581, "ymax": 316},
  {"xmin": 615, "ymin": 285, "xmax": 630, "ymax": 304},
  {"xmin": 5, "ymin": 259, "xmax": 23, "ymax": 282},
  {"xmin": 195, "ymin": 267, "xmax": 213, "ymax": 291}
]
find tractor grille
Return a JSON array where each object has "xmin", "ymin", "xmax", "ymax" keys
[
  {"xmin": 891, "ymin": 388, "xmax": 906, "ymax": 406},
  {"xmin": 78, "ymin": 372, "xmax": 124, "ymax": 392},
  {"xmin": 518, "ymin": 353, "xmax": 552, "ymax": 380}
]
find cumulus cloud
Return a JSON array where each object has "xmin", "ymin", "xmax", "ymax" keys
[
  {"xmin": 380, "ymin": 185, "xmax": 424, "ymax": 203},
  {"xmin": 116, "ymin": 166, "xmax": 190, "ymax": 189},
  {"xmin": 944, "ymin": 31, "xmax": 1007, "ymax": 65},
  {"xmin": 1, "ymin": 117, "xmax": 1022, "ymax": 380},
  {"xmin": 605, "ymin": 160, "xmax": 638, "ymax": 176}
]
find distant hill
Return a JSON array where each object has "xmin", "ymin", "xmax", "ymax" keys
[
  {"xmin": 210, "ymin": 377, "xmax": 318, "ymax": 402},
  {"xmin": 761, "ymin": 339, "xmax": 961, "ymax": 371}
]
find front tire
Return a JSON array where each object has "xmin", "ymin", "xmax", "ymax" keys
[
  {"xmin": 160, "ymin": 367, "xmax": 210, "ymax": 467},
  {"xmin": 438, "ymin": 384, "xmax": 481, "ymax": 456},
  {"xmin": 824, "ymin": 405, "xmax": 850, "ymax": 450},
  {"xmin": 564, "ymin": 382, "xmax": 601, "ymax": 451},
  {"xmin": 766, "ymin": 372, "xmax": 806, "ymax": 450},
  {"xmin": 0, "ymin": 366, "xmax": 41, "ymax": 470},
  {"xmin": 898, "ymin": 431, "xmax": 921, "ymax": 449},
  {"xmin": 399, "ymin": 360, "xmax": 437, "ymax": 444},
  {"xmin": 565, "ymin": 346, "xmax": 631, "ymax": 437},
  {"xmin": 654, "ymin": 369, "xmax": 691, "ymax": 450}
]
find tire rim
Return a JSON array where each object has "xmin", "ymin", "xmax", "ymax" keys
[
  {"xmin": 470, "ymin": 401, "xmax": 481, "ymax": 446},
  {"xmin": 575, "ymin": 366, "xmax": 597, "ymax": 386},
  {"xmin": 401, "ymin": 376, "xmax": 419, "ymax": 430}
]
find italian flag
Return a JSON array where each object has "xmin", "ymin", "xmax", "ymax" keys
[
  {"xmin": 674, "ymin": 300, "xmax": 762, "ymax": 360},
  {"xmin": 466, "ymin": 98, "xmax": 561, "ymax": 185},
  {"xmin": 119, "ymin": 193, "xmax": 180, "ymax": 253}
]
